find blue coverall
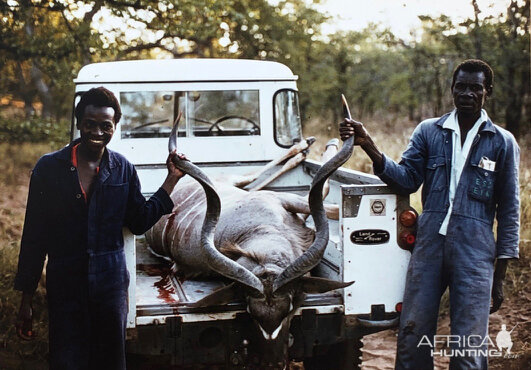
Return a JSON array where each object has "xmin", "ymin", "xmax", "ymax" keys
[
  {"xmin": 14, "ymin": 139, "xmax": 174, "ymax": 370},
  {"xmin": 375, "ymin": 113, "xmax": 520, "ymax": 369}
]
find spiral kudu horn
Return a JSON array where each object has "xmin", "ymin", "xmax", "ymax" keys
[
  {"xmin": 272, "ymin": 95, "xmax": 355, "ymax": 292},
  {"xmin": 168, "ymin": 113, "xmax": 264, "ymax": 293}
]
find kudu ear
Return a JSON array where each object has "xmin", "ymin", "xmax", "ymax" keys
[
  {"xmin": 189, "ymin": 282, "xmax": 237, "ymax": 307},
  {"xmin": 299, "ymin": 276, "xmax": 354, "ymax": 294}
]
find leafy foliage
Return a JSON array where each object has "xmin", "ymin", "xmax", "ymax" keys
[
  {"xmin": 0, "ymin": 118, "xmax": 70, "ymax": 145},
  {"xmin": 0, "ymin": 0, "xmax": 529, "ymax": 138}
]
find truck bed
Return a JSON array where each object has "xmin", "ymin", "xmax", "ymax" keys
[
  {"xmin": 132, "ymin": 162, "xmax": 399, "ymax": 327},
  {"xmin": 135, "ymin": 236, "xmax": 343, "ymax": 321}
]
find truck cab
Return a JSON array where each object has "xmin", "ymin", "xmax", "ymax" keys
[{"xmin": 73, "ymin": 59, "xmax": 415, "ymax": 369}]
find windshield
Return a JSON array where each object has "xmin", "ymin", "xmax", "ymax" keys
[{"xmin": 120, "ymin": 90, "xmax": 260, "ymax": 139}]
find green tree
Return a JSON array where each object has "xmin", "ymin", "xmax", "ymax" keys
[
  {"xmin": 0, "ymin": 0, "xmax": 328, "ymax": 122},
  {"xmin": 1, "ymin": 0, "xmax": 528, "ymax": 138},
  {"xmin": 308, "ymin": 0, "xmax": 530, "ymax": 137},
  {"xmin": 415, "ymin": 0, "xmax": 530, "ymax": 136}
]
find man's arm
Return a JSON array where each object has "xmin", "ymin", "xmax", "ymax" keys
[
  {"xmin": 340, "ymin": 118, "xmax": 427, "ymax": 194},
  {"xmin": 14, "ymin": 169, "xmax": 49, "ymax": 339},
  {"xmin": 125, "ymin": 151, "xmax": 186, "ymax": 235},
  {"xmin": 494, "ymin": 134, "xmax": 520, "ymax": 259},
  {"xmin": 490, "ymin": 133, "xmax": 520, "ymax": 313}
]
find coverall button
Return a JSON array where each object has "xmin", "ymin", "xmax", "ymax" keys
[
  {"xmin": 70, "ymin": 166, "xmax": 75, "ymax": 171},
  {"xmin": 433, "ymin": 164, "xmax": 436, "ymax": 168},
  {"xmin": 484, "ymin": 172, "xmax": 488, "ymax": 176},
  {"xmin": 76, "ymin": 194, "xmax": 82, "ymax": 199}
]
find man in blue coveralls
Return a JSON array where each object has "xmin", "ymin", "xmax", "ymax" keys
[
  {"xmin": 14, "ymin": 87, "xmax": 185, "ymax": 369},
  {"xmin": 340, "ymin": 59, "xmax": 520, "ymax": 369}
]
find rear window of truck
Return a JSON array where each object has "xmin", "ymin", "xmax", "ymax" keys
[{"xmin": 120, "ymin": 90, "xmax": 260, "ymax": 139}]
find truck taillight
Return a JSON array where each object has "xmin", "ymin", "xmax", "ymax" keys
[
  {"xmin": 395, "ymin": 302, "xmax": 403, "ymax": 313},
  {"xmin": 399, "ymin": 210, "xmax": 417, "ymax": 227},
  {"xmin": 399, "ymin": 231, "xmax": 416, "ymax": 250},
  {"xmin": 397, "ymin": 202, "xmax": 418, "ymax": 251}
]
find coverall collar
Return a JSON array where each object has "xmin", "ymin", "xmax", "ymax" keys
[
  {"xmin": 55, "ymin": 139, "xmax": 118, "ymax": 170},
  {"xmin": 435, "ymin": 110, "xmax": 496, "ymax": 134}
]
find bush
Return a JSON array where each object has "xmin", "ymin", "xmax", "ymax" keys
[{"xmin": 0, "ymin": 118, "xmax": 70, "ymax": 146}]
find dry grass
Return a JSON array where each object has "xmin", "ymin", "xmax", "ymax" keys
[{"xmin": 0, "ymin": 143, "xmax": 58, "ymax": 369}]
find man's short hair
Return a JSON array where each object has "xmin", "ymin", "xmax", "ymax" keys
[
  {"xmin": 75, "ymin": 87, "xmax": 122, "ymax": 124},
  {"xmin": 451, "ymin": 59, "xmax": 494, "ymax": 95}
]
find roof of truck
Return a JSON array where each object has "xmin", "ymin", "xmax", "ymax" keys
[{"xmin": 74, "ymin": 58, "xmax": 298, "ymax": 84}]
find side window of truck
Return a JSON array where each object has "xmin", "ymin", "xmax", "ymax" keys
[
  {"xmin": 274, "ymin": 89, "xmax": 303, "ymax": 147},
  {"xmin": 120, "ymin": 90, "xmax": 260, "ymax": 139}
]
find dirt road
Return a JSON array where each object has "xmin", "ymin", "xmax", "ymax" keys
[{"xmin": 361, "ymin": 286, "xmax": 531, "ymax": 369}]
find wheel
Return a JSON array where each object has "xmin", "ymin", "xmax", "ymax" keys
[{"xmin": 303, "ymin": 337, "xmax": 363, "ymax": 370}]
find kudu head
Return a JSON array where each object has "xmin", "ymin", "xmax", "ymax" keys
[{"xmin": 168, "ymin": 100, "xmax": 355, "ymax": 367}]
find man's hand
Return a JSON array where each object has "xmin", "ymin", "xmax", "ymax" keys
[
  {"xmin": 16, "ymin": 293, "xmax": 35, "ymax": 340},
  {"xmin": 490, "ymin": 276, "xmax": 504, "ymax": 314},
  {"xmin": 166, "ymin": 150, "xmax": 187, "ymax": 179},
  {"xmin": 490, "ymin": 258, "xmax": 509, "ymax": 314},
  {"xmin": 339, "ymin": 118, "xmax": 371, "ymax": 145},
  {"xmin": 339, "ymin": 118, "xmax": 384, "ymax": 172},
  {"xmin": 162, "ymin": 150, "xmax": 187, "ymax": 195}
]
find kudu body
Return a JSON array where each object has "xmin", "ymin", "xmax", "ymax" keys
[{"xmin": 145, "ymin": 109, "xmax": 354, "ymax": 368}]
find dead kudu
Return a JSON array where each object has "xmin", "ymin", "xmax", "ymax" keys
[{"xmin": 145, "ymin": 118, "xmax": 355, "ymax": 368}]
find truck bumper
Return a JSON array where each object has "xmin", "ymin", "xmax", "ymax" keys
[{"xmin": 127, "ymin": 310, "xmax": 349, "ymax": 368}]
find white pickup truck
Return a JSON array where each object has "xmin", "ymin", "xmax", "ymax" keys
[{"xmin": 72, "ymin": 59, "xmax": 416, "ymax": 369}]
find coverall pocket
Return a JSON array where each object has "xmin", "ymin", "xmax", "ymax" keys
[
  {"xmin": 101, "ymin": 182, "xmax": 129, "ymax": 222},
  {"xmin": 425, "ymin": 156, "xmax": 446, "ymax": 192},
  {"xmin": 468, "ymin": 165, "xmax": 495, "ymax": 202}
]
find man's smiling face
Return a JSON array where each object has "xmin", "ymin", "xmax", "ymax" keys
[{"xmin": 77, "ymin": 105, "xmax": 116, "ymax": 152}]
